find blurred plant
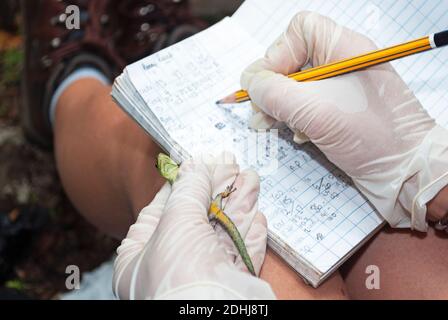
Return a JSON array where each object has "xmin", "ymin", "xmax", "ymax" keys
[
  {"xmin": 0, "ymin": 47, "xmax": 23, "ymax": 121},
  {"xmin": 0, "ymin": 48, "xmax": 23, "ymax": 87},
  {"xmin": 0, "ymin": 0, "xmax": 22, "ymax": 87},
  {"xmin": 5, "ymin": 279, "xmax": 27, "ymax": 291}
]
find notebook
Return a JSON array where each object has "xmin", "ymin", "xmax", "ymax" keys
[{"xmin": 112, "ymin": 0, "xmax": 448, "ymax": 287}]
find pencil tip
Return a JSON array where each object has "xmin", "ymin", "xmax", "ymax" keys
[{"xmin": 216, "ymin": 94, "xmax": 237, "ymax": 105}]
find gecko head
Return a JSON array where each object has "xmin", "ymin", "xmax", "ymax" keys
[{"xmin": 156, "ymin": 153, "xmax": 179, "ymax": 185}]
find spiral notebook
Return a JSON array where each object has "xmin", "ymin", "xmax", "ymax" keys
[{"xmin": 112, "ymin": 0, "xmax": 448, "ymax": 287}]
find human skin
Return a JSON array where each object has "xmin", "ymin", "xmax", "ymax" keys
[{"xmin": 53, "ymin": 78, "xmax": 448, "ymax": 299}]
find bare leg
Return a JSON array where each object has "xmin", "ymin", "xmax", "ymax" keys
[
  {"xmin": 53, "ymin": 78, "xmax": 347, "ymax": 299},
  {"xmin": 54, "ymin": 79, "xmax": 165, "ymax": 239},
  {"xmin": 341, "ymin": 227, "xmax": 448, "ymax": 299},
  {"xmin": 260, "ymin": 249, "xmax": 349, "ymax": 300}
]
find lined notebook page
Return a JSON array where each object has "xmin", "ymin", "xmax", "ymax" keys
[
  {"xmin": 233, "ymin": 0, "xmax": 448, "ymax": 127},
  {"xmin": 125, "ymin": 17, "xmax": 383, "ymax": 276}
]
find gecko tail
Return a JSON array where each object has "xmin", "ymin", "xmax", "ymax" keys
[{"xmin": 213, "ymin": 210, "xmax": 256, "ymax": 276}]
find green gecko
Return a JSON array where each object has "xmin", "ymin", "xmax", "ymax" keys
[{"xmin": 156, "ymin": 153, "xmax": 256, "ymax": 276}]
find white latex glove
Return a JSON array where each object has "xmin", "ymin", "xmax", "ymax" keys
[
  {"xmin": 241, "ymin": 12, "xmax": 448, "ymax": 232},
  {"xmin": 113, "ymin": 152, "xmax": 275, "ymax": 300}
]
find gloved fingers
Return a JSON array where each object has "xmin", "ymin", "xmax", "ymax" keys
[
  {"xmin": 245, "ymin": 70, "xmax": 318, "ymax": 126},
  {"xmin": 247, "ymin": 69, "xmax": 374, "ymax": 140},
  {"xmin": 207, "ymin": 152, "xmax": 241, "ymax": 260},
  {"xmin": 214, "ymin": 169, "xmax": 261, "ymax": 262},
  {"xmin": 138, "ymin": 181, "xmax": 172, "ymax": 220},
  {"xmin": 163, "ymin": 155, "xmax": 213, "ymax": 225},
  {"xmin": 117, "ymin": 182, "xmax": 172, "ymax": 259},
  {"xmin": 113, "ymin": 182, "xmax": 172, "ymax": 299},
  {"xmin": 241, "ymin": 11, "xmax": 379, "ymax": 136},
  {"xmin": 234, "ymin": 211, "xmax": 268, "ymax": 276},
  {"xmin": 247, "ymin": 92, "xmax": 278, "ymax": 131},
  {"xmin": 241, "ymin": 12, "xmax": 376, "ymax": 91},
  {"xmin": 241, "ymin": 12, "xmax": 341, "ymax": 92},
  {"xmin": 208, "ymin": 151, "xmax": 240, "ymax": 196},
  {"xmin": 221, "ymin": 169, "xmax": 260, "ymax": 237},
  {"xmin": 206, "ymin": 151, "xmax": 243, "ymax": 257},
  {"xmin": 293, "ymin": 130, "xmax": 311, "ymax": 145},
  {"xmin": 249, "ymin": 103, "xmax": 278, "ymax": 130},
  {"xmin": 147, "ymin": 154, "xmax": 229, "ymax": 281}
]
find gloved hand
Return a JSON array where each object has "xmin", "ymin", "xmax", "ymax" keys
[
  {"xmin": 113, "ymin": 152, "xmax": 275, "ymax": 300},
  {"xmin": 241, "ymin": 11, "xmax": 448, "ymax": 232}
]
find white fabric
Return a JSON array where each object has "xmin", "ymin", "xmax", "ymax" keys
[
  {"xmin": 241, "ymin": 12, "xmax": 448, "ymax": 232},
  {"xmin": 113, "ymin": 152, "xmax": 276, "ymax": 300},
  {"xmin": 61, "ymin": 258, "xmax": 116, "ymax": 300}
]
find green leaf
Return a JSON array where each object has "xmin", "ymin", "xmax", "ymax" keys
[{"xmin": 5, "ymin": 279, "xmax": 26, "ymax": 291}]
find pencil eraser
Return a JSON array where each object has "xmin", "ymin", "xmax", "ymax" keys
[{"xmin": 434, "ymin": 30, "xmax": 448, "ymax": 47}]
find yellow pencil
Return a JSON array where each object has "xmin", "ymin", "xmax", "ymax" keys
[{"xmin": 217, "ymin": 30, "xmax": 448, "ymax": 104}]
